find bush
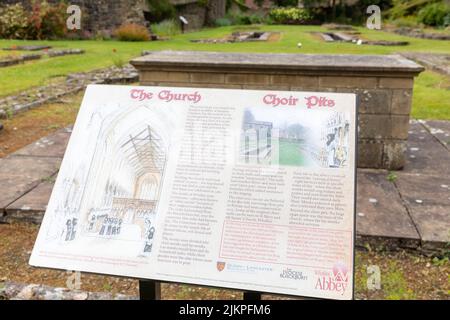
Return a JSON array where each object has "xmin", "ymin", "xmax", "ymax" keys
[
  {"xmin": 444, "ymin": 13, "xmax": 450, "ymax": 28},
  {"xmin": 215, "ymin": 17, "xmax": 233, "ymax": 27},
  {"xmin": 248, "ymin": 13, "xmax": 265, "ymax": 24},
  {"xmin": 28, "ymin": 1, "xmax": 67, "ymax": 40},
  {"xmin": 224, "ymin": 11, "xmax": 266, "ymax": 26},
  {"xmin": 114, "ymin": 23, "xmax": 151, "ymax": 41},
  {"xmin": 150, "ymin": 19, "xmax": 180, "ymax": 37},
  {"xmin": 146, "ymin": 0, "xmax": 176, "ymax": 23},
  {"xmin": 0, "ymin": 4, "xmax": 29, "ymax": 39},
  {"xmin": 268, "ymin": 7, "xmax": 312, "ymax": 25},
  {"xmin": 393, "ymin": 16, "xmax": 420, "ymax": 28},
  {"xmin": 0, "ymin": 1, "xmax": 67, "ymax": 40},
  {"xmin": 417, "ymin": 2, "xmax": 450, "ymax": 27}
]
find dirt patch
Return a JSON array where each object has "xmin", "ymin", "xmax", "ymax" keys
[
  {"xmin": 0, "ymin": 92, "xmax": 83, "ymax": 158},
  {"xmin": 355, "ymin": 248, "xmax": 449, "ymax": 300}
]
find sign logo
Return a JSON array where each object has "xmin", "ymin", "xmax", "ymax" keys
[
  {"xmin": 315, "ymin": 262, "xmax": 349, "ymax": 295},
  {"xmin": 279, "ymin": 268, "xmax": 307, "ymax": 281},
  {"xmin": 216, "ymin": 261, "xmax": 226, "ymax": 272}
]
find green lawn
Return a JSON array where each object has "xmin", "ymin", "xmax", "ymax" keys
[
  {"xmin": 0, "ymin": 25, "xmax": 449, "ymax": 119},
  {"xmin": 279, "ymin": 140, "xmax": 306, "ymax": 166}
]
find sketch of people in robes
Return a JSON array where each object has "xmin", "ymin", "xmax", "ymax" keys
[
  {"xmin": 70, "ymin": 218, "xmax": 77, "ymax": 240},
  {"xmin": 64, "ymin": 219, "xmax": 72, "ymax": 241},
  {"xmin": 143, "ymin": 218, "xmax": 155, "ymax": 253},
  {"xmin": 326, "ymin": 132, "xmax": 337, "ymax": 168},
  {"xmin": 99, "ymin": 218, "xmax": 107, "ymax": 235},
  {"xmin": 88, "ymin": 213, "xmax": 96, "ymax": 231}
]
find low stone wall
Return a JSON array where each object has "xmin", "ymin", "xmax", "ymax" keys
[{"xmin": 131, "ymin": 51, "xmax": 424, "ymax": 170}]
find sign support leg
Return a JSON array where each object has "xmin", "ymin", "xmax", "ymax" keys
[
  {"xmin": 139, "ymin": 280, "xmax": 161, "ymax": 300},
  {"xmin": 243, "ymin": 291, "xmax": 262, "ymax": 300}
]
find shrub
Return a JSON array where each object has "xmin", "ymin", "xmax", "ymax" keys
[
  {"xmin": 0, "ymin": 1, "xmax": 67, "ymax": 40},
  {"xmin": 28, "ymin": 1, "xmax": 67, "ymax": 40},
  {"xmin": 215, "ymin": 17, "xmax": 233, "ymax": 27},
  {"xmin": 268, "ymin": 7, "xmax": 312, "ymax": 25},
  {"xmin": 224, "ymin": 11, "xmax": 266, "ymax": 25},
  {"xmin": 114, "ymin": 23, "xmax": 151, "ymax": 41},
  {"xmin": 392, "ymin": 15, "xmax": 419, "ymax": 28},
  {"xmin": 146, "ymin": 0, "xmax": 176, "ymax": 23},
  {"xmin": 417, "ymin": 2, "xmax": 450, "ymax": 27},
  {"xmin": 150, "ymin": 19, "xmax": 180, "ymax": 37},
  {"xmin": 444, "ymin": 13, "xmax": 450, "ymax": 27},
  {"xmin": 248, "ymin": 13, "xmax": 265, "ymax": 24},
  {"xmin": 0, "ymin": 4, "xmax": 29, "ymax": 39}
]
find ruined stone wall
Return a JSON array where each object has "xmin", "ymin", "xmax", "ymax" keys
[
  {"xmin": 0, "ymin": 0, "xmax": 147, "ymax": 33},
  {"xmin": 0, "ymin": 0, "xmax": 225, "ymax": 32}
]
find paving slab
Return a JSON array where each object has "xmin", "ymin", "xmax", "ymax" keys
[
  {"xmin": 4, "ymin": 180, "xmax": 54, "ymax": 224},
  {"xmin": 356, "ymin": 169, "xmax": 420, "ymax": 246},
  {"xmin": 0, "ymin": 156, "xmax": 60, "ymax": 212},
  {"xmin": 422, "ymin": 120, "xmax": 450, "ymax": 151},
  {"xmin": 13, "ymin": 127, "xmax": 71, "ymax": 158},
  {"xmin": 395, "ymin": 173, "xmax": 450, "ymax": 247},
  {"xmin": 403, "ymin": 121, "xmax": 450, "ymax": 175}
]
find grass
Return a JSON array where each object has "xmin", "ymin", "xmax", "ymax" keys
[
  {"xmin": 412, "ymin": 71, "xmax": 450, "ymax": 119},
  {"xmin": 0, "ymin": 25, "xmax": 449, "ymax": 118}
]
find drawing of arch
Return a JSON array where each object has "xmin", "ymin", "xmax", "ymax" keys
[{"xmin": 71, "ymin": 104, "xmax": 175, "ymax": 243}]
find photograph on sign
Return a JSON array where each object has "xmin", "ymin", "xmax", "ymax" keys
[{"xmin": 30, "ymin": 85, "xmax": 357, "ymax": 300}]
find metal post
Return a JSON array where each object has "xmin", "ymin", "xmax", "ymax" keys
[
  {"xmin": 243, "ymin": 291, "xmax": 262, "ymax": 300},
  {"xmin": 139, "ymin": 280, "xmax": 161, "ymax": 300}
]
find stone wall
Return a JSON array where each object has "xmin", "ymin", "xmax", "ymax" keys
[
  {"xmin": 1, "ymin": 0, "xmax": 147, "ymax": 33},
  {"xmin": 1, "ymin": 0, "xmax": 226, "ymax": 32},
  {"xmin": 131, "ymin": 51, "xmax": 424, "ymax": 170}
]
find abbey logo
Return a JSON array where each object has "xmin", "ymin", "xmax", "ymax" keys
[
  {"xmin": 315, "ymin": 262, "xmax": 349, "ymax": 296},
  {"xmin": 216, "ymin": 261, "xmax": 226, "ymax": 272}
]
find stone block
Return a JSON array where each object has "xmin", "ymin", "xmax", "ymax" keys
[
  {"xmin": 242, "ymin": 85, "xmax": 289, "ymax": 91},
  {"xmin": 319, "ymin": 76, "xmax": 377, "ymax": 89},
  {"xmin": 190, "ymin": 72, "xmax": 225, "ymax": 84},
  {"xmin": 357, "ymin": 140, "xmax": 383, "ymax": 168},
  {"xmin": 271, "ymin": 75, "xmax": 319, "ymax": 88},
  {"xmin": 391, "ymin": 115, "xmax": 410, "ymax": 140},
  {"xmin": 391, "ymin": 89, "xmax": 413, "ymax": 115},
  {"xmin": 378, "ymin": 77, "xmax": 414, "ymax": 89},
  {"xmin": 226, "ymin": 74, "xmax": 270, "ymax": 85},
  {"xmin": 382, "ymin": 140, "xmax": 407, "ymax": 170},
  {"xmin": 141, "ymin": 71, "xmax": 190, "ymax": 83},
  {"xmin": 358, "ymin": 114, "xmax": 391, "ymax": 139},
  {"xmin": 340, "ymin": 88, "xmax": 391, "ymax": 114},
  {"xmin": 187, "ymin": 83, "xmax": 242, "ymax": 89}
]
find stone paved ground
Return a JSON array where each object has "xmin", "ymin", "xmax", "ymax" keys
[{"xmin": 0, "ymin": 120, "xmax": 449, "ymax": 253}]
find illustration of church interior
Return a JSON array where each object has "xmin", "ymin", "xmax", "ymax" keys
[{"xmin": 52, "ymin": 114, "xmax": 168, "ymax": 256}]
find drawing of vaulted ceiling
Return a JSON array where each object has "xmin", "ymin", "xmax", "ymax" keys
[{"xmin": 119, "ymin": 126, "xmax": 166, "ymax": 179}]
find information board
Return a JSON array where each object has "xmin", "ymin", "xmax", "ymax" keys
[{"xmin": 30, "ymin": 85, "xmax": 357, "ymax": 300}]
